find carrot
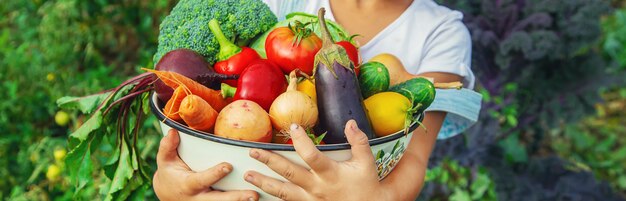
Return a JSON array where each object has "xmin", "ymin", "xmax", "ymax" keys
[
  {"xmin": 143, "ymin": 68, "xmax": 231, "ymax": 111},
  {"xmin": 179, "ymin": 94, "xmax": 218, "ymax": 132},
  {"xmin": 163, "ymin": 86, "xmax": 187, "ymax": 121}
]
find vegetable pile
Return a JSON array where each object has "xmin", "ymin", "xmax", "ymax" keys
[
  {"xmin": 148, "ymin": 8, "xmax": 458, "ymax": 145},
  {"xmin": 58, "ymin": 2, "xmax": 462, "ymax": 199}
]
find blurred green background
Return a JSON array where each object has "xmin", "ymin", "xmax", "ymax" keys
[{"xmin": 1, "ymin": 0, "xmax": 625, "ymax": 200}]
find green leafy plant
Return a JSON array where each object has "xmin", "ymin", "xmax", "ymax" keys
[
  {"xmin": 0, "ymin": 0, "xmax": 172, "ymax": 199},
  {"xmin": 420, "ymin": 159, "xmax": 497, "ymax": 201},
  {"xmin": 550, "ymin": 87, "xmax": 626, "ymax": 196},
  {"xmin": 602, "ymin": 6, "xmax": 626, "ymax": 69}
]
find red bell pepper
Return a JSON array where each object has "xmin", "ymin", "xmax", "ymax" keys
[
  {"xmin": 208, "ymin": 19, "xmax": 261, "ymax": 87},
  {"xmin": 221, "ymin": 59, "xmax": 287, "ymax": 111}
]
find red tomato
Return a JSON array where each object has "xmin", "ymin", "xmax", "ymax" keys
[
  {"xmin": 336, "ymin": 41, "xmax": 361, "ymax": 75},
  {"xmin": 265, "ymin": 24, "xmax": 322, "ymax": 75}
]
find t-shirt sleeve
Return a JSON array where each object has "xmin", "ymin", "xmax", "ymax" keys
[
  {"xmin": 262, "ymin": 0, "xmax": 306, "ymax": 21},
  {"xmin": 416, "ymin": 12, "xmax": 482, "ymax": 140},
  {"xmin": 417, "ymin": 12, "xmax": 474, "ymax": 89},
  {"xmin": 262, "ymin": 0, "xmax": 280, "ymax": 16}
]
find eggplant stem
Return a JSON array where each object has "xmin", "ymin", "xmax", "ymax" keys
[{"xmin": 317, "ymin": 8, "xmax": 334, "ymax": 47}]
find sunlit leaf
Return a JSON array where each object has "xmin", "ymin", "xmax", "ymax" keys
[
  {"xmin": 471, "ymin": 173, "xmax": 491, "ymax": 199},
  {"xmin": 57, "ymin": 92, "xmax": 112, "ymax": 114},
  {"xmin": 104, "ymin": 138, "xmax": 134, "ymax": 201},
  {"xmin": 65, "ymin": 134, "xmax": 97, "ymax": 195},
  {"xmin": 69, "ymin": 111, "xmax": 103, "ymax": 141},
  {"xmin": 450, "ymin": 188, "xmax": 471, "ymax": 201}
]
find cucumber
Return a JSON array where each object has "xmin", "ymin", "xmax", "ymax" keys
[
  {"xmin": 358, "ymin": 62, "xmax": 390, "ymax": 98},
  {"xmin": 389, "ymin": 77, "xmax": 436, "ymax": 112}
]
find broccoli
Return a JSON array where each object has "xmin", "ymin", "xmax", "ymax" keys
[{"xmin": 153, "ymin": 0, "xmax": 277, "ymax": 65}]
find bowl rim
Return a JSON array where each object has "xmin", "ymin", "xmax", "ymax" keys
[{"xmin": 149, "ymin": 93, "xmax": 422, "ymax": 151}]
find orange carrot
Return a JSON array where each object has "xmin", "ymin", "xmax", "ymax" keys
[
  {"xmin": 163, "ymin": 86, "xmax": 187, "ymax": 121},
  {"xmin": 144, "ymin": 68, "xmax": 231, "ymax": 111},
  {"xmin": 179, "ymin": 94, "xmax": 218, "ymax": 132}
]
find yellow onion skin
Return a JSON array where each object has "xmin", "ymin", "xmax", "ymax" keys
[{"xmin": 269, "ymin": 71, "xmax": 318, "ymax": 132}]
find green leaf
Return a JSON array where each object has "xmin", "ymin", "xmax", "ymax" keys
[
  {"xmin": 104, "ymin": 138, "xmax": 135, "ymax": 201},
  {"xmin": 441, "ymin": 170, "xmax": 450, "ymax": 183},
  {"xmin": 594, "ymin": 135, "xmax": 616, "ymax": 152},
  {"xmin": 450, "ymin": 188, "xmax": 471, "ymax": 201},
  {"xmin": 617, "ymin": 176, "xmax": 626, "ymax": 189},
  {"xmin": 425, "ymin": 168, "xmax": 438, "ymax": 182},
  {"xmin": 130, "ymin": 138, "xmax": 140, "ymax": 170},
  {"xmin": 69, "ymin": 110, "xmax": 103, "ymax": 141},
  {"xmin": 479, "ymin": 88, "xmax": 491, "ymax": 102},
  {"xmin": 65, "ymin": 134, "xmax": 96, "ymax": 195},
  {"xmin": 498, "ymin": 133, "xmax": 528, "ymax": 163},
  {"xmin": 613, "ymin": 147, "xmax": 626, "ymax": 160},
  {"xmin": 57, "ymin": 92, "xmax": 112, "ymax": 114},
  {"xmin": 506, "ymin": 115, "xmax": 518, "ymax": 127},
  {"xmin": 111, "ymin": 172, "xmax": 146, "ymax": 201},
  {"xmin": 126, "ymin": 180, "xmax": 149, "ymax": 201},
  {"xmin": 471, "ymin": 173, "xmax": 491, "ymax": 200},
  {"xmin": 128, "ymin": 185, "xmax": 149, "ymax": 201},
  {"xmin": 494, "ymin": 97, "xmax": 503, "ymax": 105},
  {"xmin": 504, "ymin": 83, "xmax": 517, "ymax": 92},
  {"xmin": 457, "ymin": 177, "xmax": 468, "ymax": 187},
  {"xmin": 104, "ymin": 145, "xmax": 121, "ymax": 179},
  {"xmin": 141, "ymin": 93, "xmax": 151, "ymax": 115}
]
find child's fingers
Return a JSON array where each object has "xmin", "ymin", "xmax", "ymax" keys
[
  {"xmin": 290, "ymin": 124, "xmax": 335, "ymax": 173},
  {"xmin": 249, "ymin": 148, "xmax": 313, "ymax": 190},
  {"xmin": 156, "ymin": 129, "xmax": 183, "ymax": 166},
  {"xmin": 344, "ymin": 120, "xmax": 375, "ymax": 163},
  {"xmin": 244, "ymin": 170, "xmax": 306, "ymax": 201},
  {"xmin": 186, "ymin": 162, "xmax": 233, "ymax": 192},
  {"xmin": 200, "ymin": 190, "xmax": 259, "ymax": 201}
]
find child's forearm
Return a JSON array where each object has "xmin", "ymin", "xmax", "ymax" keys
[{"xmin": 381, "ymin": 111, "xmax": 446, "ymax": 200}]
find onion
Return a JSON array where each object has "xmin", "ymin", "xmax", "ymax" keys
[{"xmin": 269, "ymin": 71, "xmax": 319, "ymax": 133}]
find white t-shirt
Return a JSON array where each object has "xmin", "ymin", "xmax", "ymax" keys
[{"xmin": 263, "ymin": 0, "xmax": 475, "ymax": 88}]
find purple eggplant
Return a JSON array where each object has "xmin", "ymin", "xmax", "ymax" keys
[{"xmin": 313, "ymin": 8, "xmax": 375, "ymax": 144}]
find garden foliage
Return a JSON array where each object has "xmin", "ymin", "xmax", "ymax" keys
[
  {"xmin": 423, "ymin": 0, "xmax": 626, "ymax": 200},
  {"xmin": 1, "ymin": 0, "xmax": 625, "ymax": 200},
  {"xmin": 0, "ymin": 0, "xmax": 174, "ymax": 199}
]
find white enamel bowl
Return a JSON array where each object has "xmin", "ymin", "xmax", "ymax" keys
[{"xmin": 149, "ymin": 93, "xmax": 421, "ymax": 200}]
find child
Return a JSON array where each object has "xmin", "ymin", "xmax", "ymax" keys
[{"xmin": 153, "ymin": 0, "xmax": 481, "ymax": 200}]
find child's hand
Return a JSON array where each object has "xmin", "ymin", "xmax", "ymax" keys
[
  {"xmin": 154, "ymin": 129, "xmax": 259, "ymax": 201},
  {"xmin": 244, "ymin": 120, "xmax": 393, "ymax": 201}
]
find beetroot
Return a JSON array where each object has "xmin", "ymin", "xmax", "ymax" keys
[
  {"xmin": 155, "ymin": 49, "xmax": 213, "ymax": 102},
  {"xmin": 155, "ymin": 49, "xmax": 241, "ymax": 102}
]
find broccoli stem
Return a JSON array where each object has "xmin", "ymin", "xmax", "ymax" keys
[{"xmin": 208, "ymin": 19, "xmax": 242, "ymax": 61}]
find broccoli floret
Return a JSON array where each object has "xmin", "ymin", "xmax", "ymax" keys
[{"xmin": 153, "ymin": 0, "xmax": 277, "ymax": 65}]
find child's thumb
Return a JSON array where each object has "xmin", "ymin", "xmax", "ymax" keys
[{"xmin": 156, "ymin": 129, "xmax": 182, "ymax": 166}]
